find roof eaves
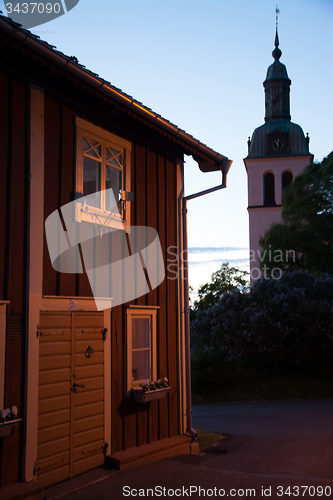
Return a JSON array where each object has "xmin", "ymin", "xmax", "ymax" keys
[{"xmin": 0, "ymin": 12, "xmax": 230, "ymax": 168}]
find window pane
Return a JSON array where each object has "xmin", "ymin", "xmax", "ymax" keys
[
  {"xmin": 132, "ymin": 318, "xmax": 149, "ymax": 349},
  {"xmin": 106, "ymin": 145, "xmax": 123, "ymax": 169},
  {"xmin": 84, "ymin": 138, "xmax": 101, "ymax": 159},
  {"xmin": 132, "ymin": 350, "xmax": 150, "ymax": 382},
  {"xmin": 106, "ymin": 165, "xmax": 122, "ymax": 209},
  {"xmin": 83, "ymin": 157, "xmax": 101, "ymax": 207}
]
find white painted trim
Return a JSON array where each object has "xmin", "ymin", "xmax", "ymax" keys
[
  {"xmin": 126, "ymin": 307, "xmax": 158, "ymax": 396},
  {"xmin": 26, "ymin": 86, "xmax": 44, "ymax": 482},
  {"xmin": 75, "ymin": 117, "xmax": 132, "ymax": 232},
  {"xmin": 126, "ymin": 305, "xmax": 160, "ymax": 310},
  {"xmin": 76, "ymin": 117, "xmax": 132, "ymax": 151},
  {"xmin": 103, "ymin": 308, "xmax": 112, "ymax": 456}
]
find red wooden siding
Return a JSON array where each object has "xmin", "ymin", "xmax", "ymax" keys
[
  {"xmin": 0, "ymin": 73, "xmax": 28, "ymax": 487},
  {"xmin": 0, "ymin": 74, "xmax": 181, "ymax": 485},
  {"xmin": 0, "ymin": 71, "xmax": 9, "ymax": 301},
  {"xmin": 146, "ymin": 148, "xmax": 159, "ymax": 445},
  {"xmin": 111, "ymin": 144, "xmax": 179, "ymax": 454}
]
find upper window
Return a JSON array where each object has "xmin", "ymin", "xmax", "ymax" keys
[
  {"xmin": 75, "ymin": 118, "xmax": 131, "ymax": 229},
  {"xmin": 126, "ymin": 306, "xmax": 157, "ymax": 395},
  {"xmin": 282, "ymin": 171, "xmax": 293, "ymax": 191},
  {"xmin": 263, "ymin": 172, "xmax": 275, "ymax": 206}
]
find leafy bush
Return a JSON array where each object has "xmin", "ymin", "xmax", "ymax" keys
[
  {"xmin": 191, "ymin": 271, "xmax": 333, "ymax": 368},
  {"xmin": 192, "ymin": 263, "xmax": 249, "ymax": 317}
]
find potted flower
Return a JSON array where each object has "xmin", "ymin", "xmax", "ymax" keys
[
  {"xmin": 0, "ymin": 406, "xmax": 21, "ymax": 438},
  {"xmin": 132, "ymin": 378, "xmax": 171, "ymax": 403}
]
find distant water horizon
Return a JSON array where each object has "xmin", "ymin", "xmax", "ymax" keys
[{"xmin": 187, "ymin": 246, "xmax": 250, "ymax": 301}]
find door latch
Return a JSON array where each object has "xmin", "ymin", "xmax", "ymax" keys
[
  {"xmin": 70, "ymin": 383, "xmax": 85, "ymax": 393},
  {"xmin": 85, "ymin": 346, "xmax": 94, "ymax": 358}
]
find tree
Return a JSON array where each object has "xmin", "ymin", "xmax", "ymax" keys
[
  {"xmin": 192, "ymin": 262, "xmax": 249, "ymax": 313},
  {"xmin": 260, "ymin": 152, "xmax": 333, "ymax": 274},
  {"xmin": 191, "ymin": 271, "xmax": 333, "ymax": 366}
]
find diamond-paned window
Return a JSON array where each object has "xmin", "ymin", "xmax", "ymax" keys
[{"xmin": 76, "ymin": 118, "xmax": 132, "ymax": 230}]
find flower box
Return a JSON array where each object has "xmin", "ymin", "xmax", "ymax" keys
[
  {"xmin": 0, "ymin": 418, "xmax": 21, "ymax": 438},
  {"xmin": 132, "ymin": 387, "xmax": 171, "ymax": 403}
]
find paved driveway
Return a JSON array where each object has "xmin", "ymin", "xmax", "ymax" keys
[
  {"xmin": 193, "ymin": 399, "xmax": 333, "ymax": 438},
  {"xmin": 46, "ymin": 399, "xmax": 333, "ymax": 499},
  {"xmin": 193, "ymin": 399, "xmax": 333, "ymax": 480}
]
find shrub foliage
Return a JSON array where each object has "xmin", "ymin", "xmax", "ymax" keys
[{"xmin": 191, "ymin": 271, "xmax": 333, "ymax": 370}]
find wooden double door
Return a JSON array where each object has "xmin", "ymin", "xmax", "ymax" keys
[{"xmin": 36, "ymin": 311, "xmax": 106, "ymax": 486}]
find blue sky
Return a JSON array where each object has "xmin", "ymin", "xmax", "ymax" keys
[{"xmin": 2, "ymin": 0, "xmax": 332, "ymax": 292}]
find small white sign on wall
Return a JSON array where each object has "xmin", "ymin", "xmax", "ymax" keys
[{"xmin": 70, "ymin": 299, "xmax": 77, "ymax": 311}]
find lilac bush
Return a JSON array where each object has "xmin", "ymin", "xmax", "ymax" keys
[{"xmin": 191, "ymin": 271, "xmax": 333, "ymax": 366}]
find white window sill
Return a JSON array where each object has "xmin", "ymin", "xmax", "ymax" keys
[{"xmin": 75, "ymin": 201, "xmax": 126, "ymax": 231}]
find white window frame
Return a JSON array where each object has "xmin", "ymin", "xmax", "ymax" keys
[
  {"xmin": 126, "ymin": 306, "xmax": 158, "ymax": 396},
  {"xmin": 75, "ymin": 117, "xmax": 132, "ymax": 231}
]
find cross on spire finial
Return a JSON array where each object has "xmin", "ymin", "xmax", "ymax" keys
[
  {"xmin": 276, "ymin": 5, "xmax": 280, "ymax": 32},
  {"xmin": 272, "ymin": 5, "xmax": 282, "ymax": 60}
]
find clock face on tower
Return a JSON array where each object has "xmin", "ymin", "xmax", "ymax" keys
[
  {"xmin": 271, "ymin": 138, "xmax": 285, "ymax": 151},
  {"xmin": 268, "ymin": 133, "xmax": 288, "ymax": 155}
]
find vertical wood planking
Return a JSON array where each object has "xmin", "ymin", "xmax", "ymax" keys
[
  {"xmin": 111, "ymin": 303, "xmax": 123, "ymax": 453},
  {"xmin": 146, "ymin": 148, "xmax": 158, "ymax": 444},
  {"xmin": 133, "ymin": 143, "xmax": 148, "ymax": 447},
  {"xmin": 157, "ymin": 155, "xmax": 169, "ymax": 440},
  {"xmin": 165, "ymin": 159, "xmax": 178, "ymax": 437},
  {"xmin": 8, "ymin": 79, "xmax": 27, "ymax": 314},
  {"xmin": 0, "ymin": 76, "xmax": 27, "ymax": 487},
  {"xmin": 134, "ymin": 143, "xmax": 147, "ymax": 307},
  {"xmin": 0, "ymin": 72, "xmax": 9, "ymax": 300},
  {"xmin": 43, "ymin": 96, "xmax": 61, "ymax": 296},
  {"xmin": 58, "ymin": 105, "xmax": 76, "ymax": 297},
  {"xmin": 123, "ymin": 145, "xmax": 137, "ymax": 450}
]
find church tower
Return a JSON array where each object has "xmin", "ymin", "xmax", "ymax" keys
[{"xmin": 244, "ymin": 21, "xmax": 313, "ymax": 285}]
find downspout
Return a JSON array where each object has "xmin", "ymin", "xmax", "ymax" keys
[{"xmin": 183, "ymin": 158, "xmax": 232, "ymax": 439}]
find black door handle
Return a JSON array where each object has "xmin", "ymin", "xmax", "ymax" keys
[{"xmin": 70, "ymin": 383, "xmax": 85, "ymax": 393}]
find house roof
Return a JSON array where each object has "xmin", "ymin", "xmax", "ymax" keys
[{"xmin": 0, "ymin": 13, "xmax": 231, "ymax": 172}]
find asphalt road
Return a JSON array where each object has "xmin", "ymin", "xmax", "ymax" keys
[
  {"xmin": 192, "ymin": 399, "xmax": 333, "ymax": 480},
  {"xmin": 45, "ymin": 399, "xmax": 333, "ymax": 500}
]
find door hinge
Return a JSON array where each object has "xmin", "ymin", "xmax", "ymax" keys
[
  {"xmin": 101, "ymin": 328, "xmax": 107, "ymax": 341},
  {"xmin": 103, "ymin": 442, "xmax": 109, "ymax": 456},
  {"xmin": 36, "ymin": 326, "xmax": 40, "ymax": 339}
]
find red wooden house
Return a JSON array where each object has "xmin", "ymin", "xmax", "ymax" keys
[{"xmin": 0, "ymin": 13, "xmax": 231, "ymax": 489}]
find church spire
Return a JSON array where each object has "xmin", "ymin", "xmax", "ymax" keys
[
  {"xmin": 272, "ymin": 29, "xmax": 282, "ymax": 61},
  {"xmin": 272, "ymin": 7, "xmax": 282, "ymax": 61},
  {"xmin": 263, "ymin": 7, "xmax": 291, "ymax": 122}
]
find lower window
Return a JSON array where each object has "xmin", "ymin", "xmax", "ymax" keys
[{"xmin": 126, "ymin": 306, "xmax": 157, "ymax": 394}]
